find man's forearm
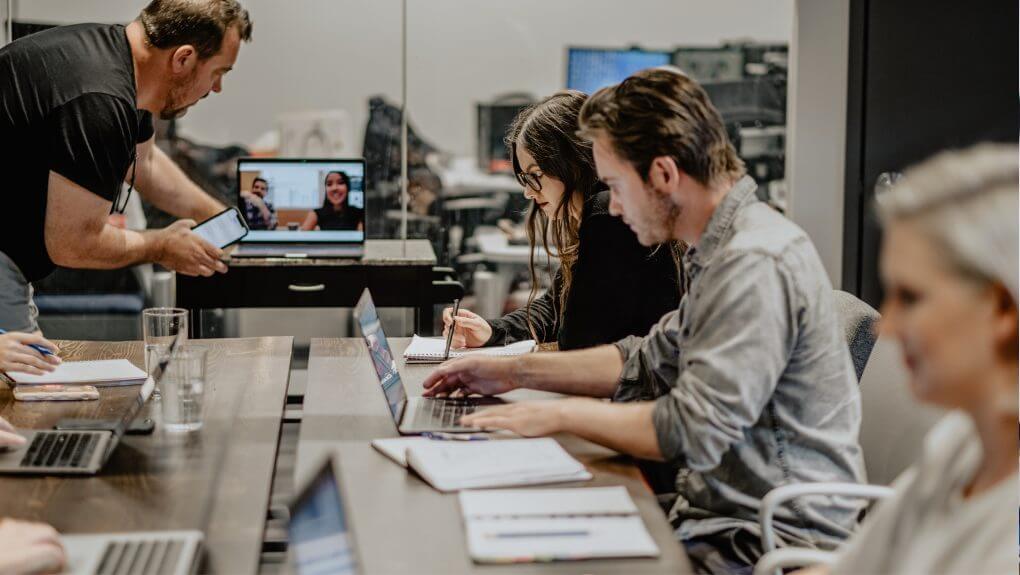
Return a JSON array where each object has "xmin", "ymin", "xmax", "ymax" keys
[
  {"xmin": 48, "ymin": 224, "xmax": 162, "ymax": 270},
  {"xmin": 513, "ymin": 345, "xmax": 623, "ymax": 398},
  {"xmin": 136, "ymin": 143, "xmax": 223, "ymax": 220},
  {"xmin": 560, "ymin": 400, "xmax": 663, "ymax": 461}
]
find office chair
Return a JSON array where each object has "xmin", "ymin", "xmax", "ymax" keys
[
  {"xmin": 833, "ymin": 290, "xmax": 880, "ymax": 381},
  {"xmin": 753, "ymin": 337, "xmax": 944, "ymax": 575}
]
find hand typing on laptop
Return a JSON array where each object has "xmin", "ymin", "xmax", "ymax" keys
[
  {"xmin": 0, "ymin": 518, "xmax": 66, "ymax": 574},
  {"xmin": 0, "ymin": 417, "xmax": 26, "ymax": 448},
  {"xmin": 422, "ymin": 356, "xmax": 520, "ymax": 398}
]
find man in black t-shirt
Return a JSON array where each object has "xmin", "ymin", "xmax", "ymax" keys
[{"xmin": 0, "ymin": 0, "xmax": 252, "ymax": 341}]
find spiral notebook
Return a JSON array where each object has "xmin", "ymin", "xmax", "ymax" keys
[
  {"xmin": 458, "ymin": 486, "xmax": 660, "ymax": 563},
  {"xmin": 402, "ymin": 335, "xmax": 536, "ymax": 364}
]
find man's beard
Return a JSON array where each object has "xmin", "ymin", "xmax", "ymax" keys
[
  {"xmin": 159, "ymin": 73, "xmax": 196, "ymax": 120},
  {"xmin": 649, "ymin": 186, "xmax": 681, "ymax": 244}
]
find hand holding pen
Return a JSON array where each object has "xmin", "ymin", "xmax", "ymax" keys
[{"xmin": 0, "ymin": 329, "xmax": 61, "ymax": 375}]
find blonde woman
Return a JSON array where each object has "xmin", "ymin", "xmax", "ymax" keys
[
  {"xmin": 443, "ymin": 91, "xmax": 681, "ymax": 351},
  {"xmin": 805, "ymin": 144, "xmax": 1018, "ymax": 575}
]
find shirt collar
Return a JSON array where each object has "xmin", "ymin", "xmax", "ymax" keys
[{"xmin": 685, "ymin": 175, "xmax": 758, "ymax": 267}]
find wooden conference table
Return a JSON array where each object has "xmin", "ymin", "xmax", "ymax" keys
[
  {"xmin": 0, "ymin": 337, "xmax": 293, "ymax": 575},
  {"xmin": 295, "ymin": 337, "xmax": 694, "ymax": 574}
]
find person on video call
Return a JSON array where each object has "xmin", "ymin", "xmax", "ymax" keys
[
  {"xmin": 0, "ymin": 0, "xmax": 253, "ymax": 342},
  {"xmin": 300, "ymin": 171, "xmax": 365, "ymax": 232},
  {"xmin": 240, "ymin": 177, "xmax": 277, "ymax": 230}
]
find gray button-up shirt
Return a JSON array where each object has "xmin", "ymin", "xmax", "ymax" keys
[{"xmin": 614, "ymin": 176, "xmax": 865, "ymax": 550}]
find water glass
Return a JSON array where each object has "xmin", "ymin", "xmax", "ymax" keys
[
  {"xmin": 161, "ymin": 346, "xmax": 206, "ymax": 433},
  {"xmin": 142, "ymin": 308, "xmax": 188, "ymax": 396}
]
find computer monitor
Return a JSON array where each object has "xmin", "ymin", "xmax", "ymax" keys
[
  {"xmin": 236, "ymin": 158, "xmax": 366, "ymax": 243},
  {"xmin": 566, "ymin": 47, "xmax": 672, "ymax": 95}
]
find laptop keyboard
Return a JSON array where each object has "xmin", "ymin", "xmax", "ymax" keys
[
  {"xmin": 409, "ymin": 399, "xmax": 479, "ymax": 429},
  {"xmin": 96, "ymin": 538, "xmax": 187, "ymax": 575},
  {"xmin": 19, "ymin": 432, "xmax": 98, "ymax": 469}
]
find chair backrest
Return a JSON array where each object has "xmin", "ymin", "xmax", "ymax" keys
[
  {"xmin": 832, "ymin": 290, "xmax": 880, "ymax": 381},
  {"xmin": 857, "ymin": 337, "xmax": 943, "ymax": 485}
]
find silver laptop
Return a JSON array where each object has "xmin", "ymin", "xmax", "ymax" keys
[
  {"xmin": 288, "ymin": 455, "xmax": 360, "ymax": 575},
  {"xmin": 0, "ymin": 333, "xmax": 180, "ymax": 475},
  {"xmin": 353, "ymin": 289, "xmax": 502, "ymax": 434},
  {"xmin": 60, "ymin": 530, "xmax": 203, "ymax": 575},
  {"xmin": 232, "ymin": 157, "xmax": 366, "ymax": 258}
]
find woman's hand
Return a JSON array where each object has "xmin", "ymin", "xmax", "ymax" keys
[
  {"xmin": 0, "ymin": 332, "xmax": 60, "ymax": 376},
  {"xmin": 441, "ymin": 308, "xmax": 493, "ymax": 349}
]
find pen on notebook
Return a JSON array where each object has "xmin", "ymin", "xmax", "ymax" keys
[
  {"xmin": 0, "ymin": 328, "xmax": 56, "ymax": 357},
  {"xmin": 485, "ymin": 530, "xmax": 591, "ymax": 539},
  {"xmin": 443, "ymin": 298, "xmax": 461, "ymax": 361}
]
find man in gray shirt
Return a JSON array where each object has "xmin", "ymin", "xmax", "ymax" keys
[{"xmin": 424, "ymin": 68, "xmax": 865, "ymax": 574}]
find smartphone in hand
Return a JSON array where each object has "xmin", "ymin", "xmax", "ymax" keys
[{"xmin": 192, "ymin": 207, "xmax": 249, "ymax": 249}]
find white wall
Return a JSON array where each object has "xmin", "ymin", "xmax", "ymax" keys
[
  {"xmin": 785, "ymin": 0, "xmax": 850, "ymax": 287},
  {"xmin": 16, "ymin": 0, "xmax": 792, "ymax": 156}
]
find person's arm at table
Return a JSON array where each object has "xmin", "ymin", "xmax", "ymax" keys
[
  {"xmin": 461, "ymin": 398, "xmax": 664, "ymax": 461},
  {"xmin": 422, "ymin": 344, "xmax": 624, "ymax": 399},
  {"xmin": 132, "ymin": 137, "xmax": 223, "ymax": 222},
  {"xmin": 0, "ymin": 332, "xmax": 60, "ymax": 376},
  {"xmin": 0, "ymin": 518, "xmax": 66, "ymax": 574}
]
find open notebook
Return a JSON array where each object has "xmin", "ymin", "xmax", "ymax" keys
[
  {"xmin": 377, "ymin": 437, "xmax": 591, "ymax": 492},
  {"xmin": 459, "ymin": 486, "xmax": 660, "ymax": 563},
  {"xmin": 4, "ymin": 359, "xmax": 148, "ymax": 387},
  {"xmin": 402, "ymin": 335, "xmax": 535, "ymax": 364}
]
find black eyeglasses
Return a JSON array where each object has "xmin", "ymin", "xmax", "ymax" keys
[
  {"xmin": 515, "ymin": 170, "xmax": 543, "ymax": 193},
  {"xmin": 110, "ymin": 152, "xmax": 138, "ymax": 215}
]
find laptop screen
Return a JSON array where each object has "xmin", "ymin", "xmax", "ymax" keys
[
  {"xmin": 237, "ymin": 158, "xmax": 366, "ymax": 244},
  {"xmin": 112, "ymin": 332, "xmax": 180, "ymax": 438},
  {"xmin": 353, "ymin": 289, "xmax": 406, "ymax": 425},
  {"xmin": 289, "ymin": 458, "xmax": 359, "ymax": 575}
]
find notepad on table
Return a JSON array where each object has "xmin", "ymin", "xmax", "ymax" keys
[
  {"xmin": 4, "ymin": 359, "xmax": 148, "ymax": 387},
  {"xmin": 459, "ymin": 486, "xmax": 660, "ymax": 563},
  {"xmin": 402, "ymin": 335, "xmax": 535, "ymax": 364},
  {"xmin": 371, "ymin": 437, "xmax": 431, "ymax": 467},
  {"xmin": 402, "ymin": 437, "xmax": 591, "ymax": 492}
]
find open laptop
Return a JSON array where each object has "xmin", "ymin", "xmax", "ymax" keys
[
  {"xmin": 288, "ymin": 455, "xmax": 361, "ymax": 575},
  {"xmin": 60, "ymin": 529, "xmax": 203, "ymax": 575},
  {"xmin": 0, "ymin": 333, "xmax": 180, "ymax": 475},
  {"xmin": 353, "ymin": 288, "xmax": 502, "ymax": 434},
  {"xmin": 232, "ymin": 157, "xmax": 366, "ymax": 258}
]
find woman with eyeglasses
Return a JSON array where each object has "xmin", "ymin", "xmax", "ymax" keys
[
  {"xmin": 797, "ymin": 145, "xmax": 1018, "ymax": 575},
  {"xmin": 442, "ymin": 91, "xmax": 681, "ymax": 351}
]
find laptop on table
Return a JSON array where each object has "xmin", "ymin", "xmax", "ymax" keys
[
  {"xmin": 232, "ymin": 157, "xmax": 367, "ymax": 259},
  {"xmin": 353, "ymin": 288, "xmax": 502, "ymax": 435},
  {"xmin": 0, "ymin": 333, "xmax": 180, "ymax": 475},
  {"xmin": 288, "ymin": 455, "xmax": 361, "ymax": 575}
]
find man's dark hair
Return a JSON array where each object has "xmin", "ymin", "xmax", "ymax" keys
[
  {"xmin": 139, "ymin": 0, "xmax": 253, "ymax": 60},
  {"xmin": 578, "ymin": 67, "xmax": 744, "ymax": 187},
  {"xmin": 252, "ymin": 177, "xmax": 268, "ymax": 187}
]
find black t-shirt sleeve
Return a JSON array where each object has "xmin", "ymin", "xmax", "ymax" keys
[
  {"xmin": 47, "ymin": 93, "xmax": 137, "ymax": 201},
  {"xmin": 136, "ymin": 110, "xmax": 154, "ymax": 143}
]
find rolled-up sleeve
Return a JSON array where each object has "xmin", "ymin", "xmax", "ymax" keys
[
  {"xmin": 613, "ymin": 309, "xmax": 681, "ymax": 402},
  {"xmin": 653, "ymin": 251, "xmax": 797, "ymax": 470}
]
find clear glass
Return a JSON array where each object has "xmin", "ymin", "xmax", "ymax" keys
[
  {"xmin": 142, "ymin": 307, "xmax": 189, "ymax": 399},
  {"xmin": 161, "ymin": 346, "xmax": 206, "ymax": 433}
]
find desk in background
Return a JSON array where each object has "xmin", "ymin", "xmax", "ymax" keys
[
  {"xmin": 0, "ymin": 337, "xmax": 293, "ymax": 575},
  {"xmin": 177, "ymin": 239, "xmax": 440, "ymax": 336},
  {"xmin": 295, "ymin": 337, "xmax": 693, "ymax": 574}
]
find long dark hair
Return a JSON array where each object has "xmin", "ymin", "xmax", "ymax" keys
[
  {"xmin": 507, "ymin": 91, "xmax": 603, "ymax": 340},
  {"xmin": 321, "ymin": 170, "xmax": 350, "ymax": 211}
]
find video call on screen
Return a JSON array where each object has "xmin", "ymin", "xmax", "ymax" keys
[{"xmin": 238, "ymin": 160, "xmax": 366, "ymax": 241}]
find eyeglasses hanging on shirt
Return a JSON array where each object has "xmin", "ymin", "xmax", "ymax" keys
[{"xmin": 110, "ymin": 151, "xmax": 137, "ymax": 215}]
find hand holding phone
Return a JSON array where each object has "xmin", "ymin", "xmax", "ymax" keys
[
  {"xmin": 14, "ymin": 385, "xmax": 99, "ymax": 401},
  {"xmin": 192, "ymin": 207, "xmax": 249, "ymax": 249}
]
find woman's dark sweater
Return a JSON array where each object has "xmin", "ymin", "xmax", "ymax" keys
[{"xmin": 485, "ymin": 191, "xmax": 682, "ymax": 350}]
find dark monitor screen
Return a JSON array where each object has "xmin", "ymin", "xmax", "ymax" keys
[
  {"xmin": 289, "ymin": 460, "xmax": 358, "ymax": 575},
  {"xmin": 566, "ymin": 47, "xmax": 672, "ymax": 94}
]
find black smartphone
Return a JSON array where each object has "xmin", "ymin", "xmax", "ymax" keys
[{"xmin": 192, "ymin": 207, "xmax": 249, "ymax": 249}]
